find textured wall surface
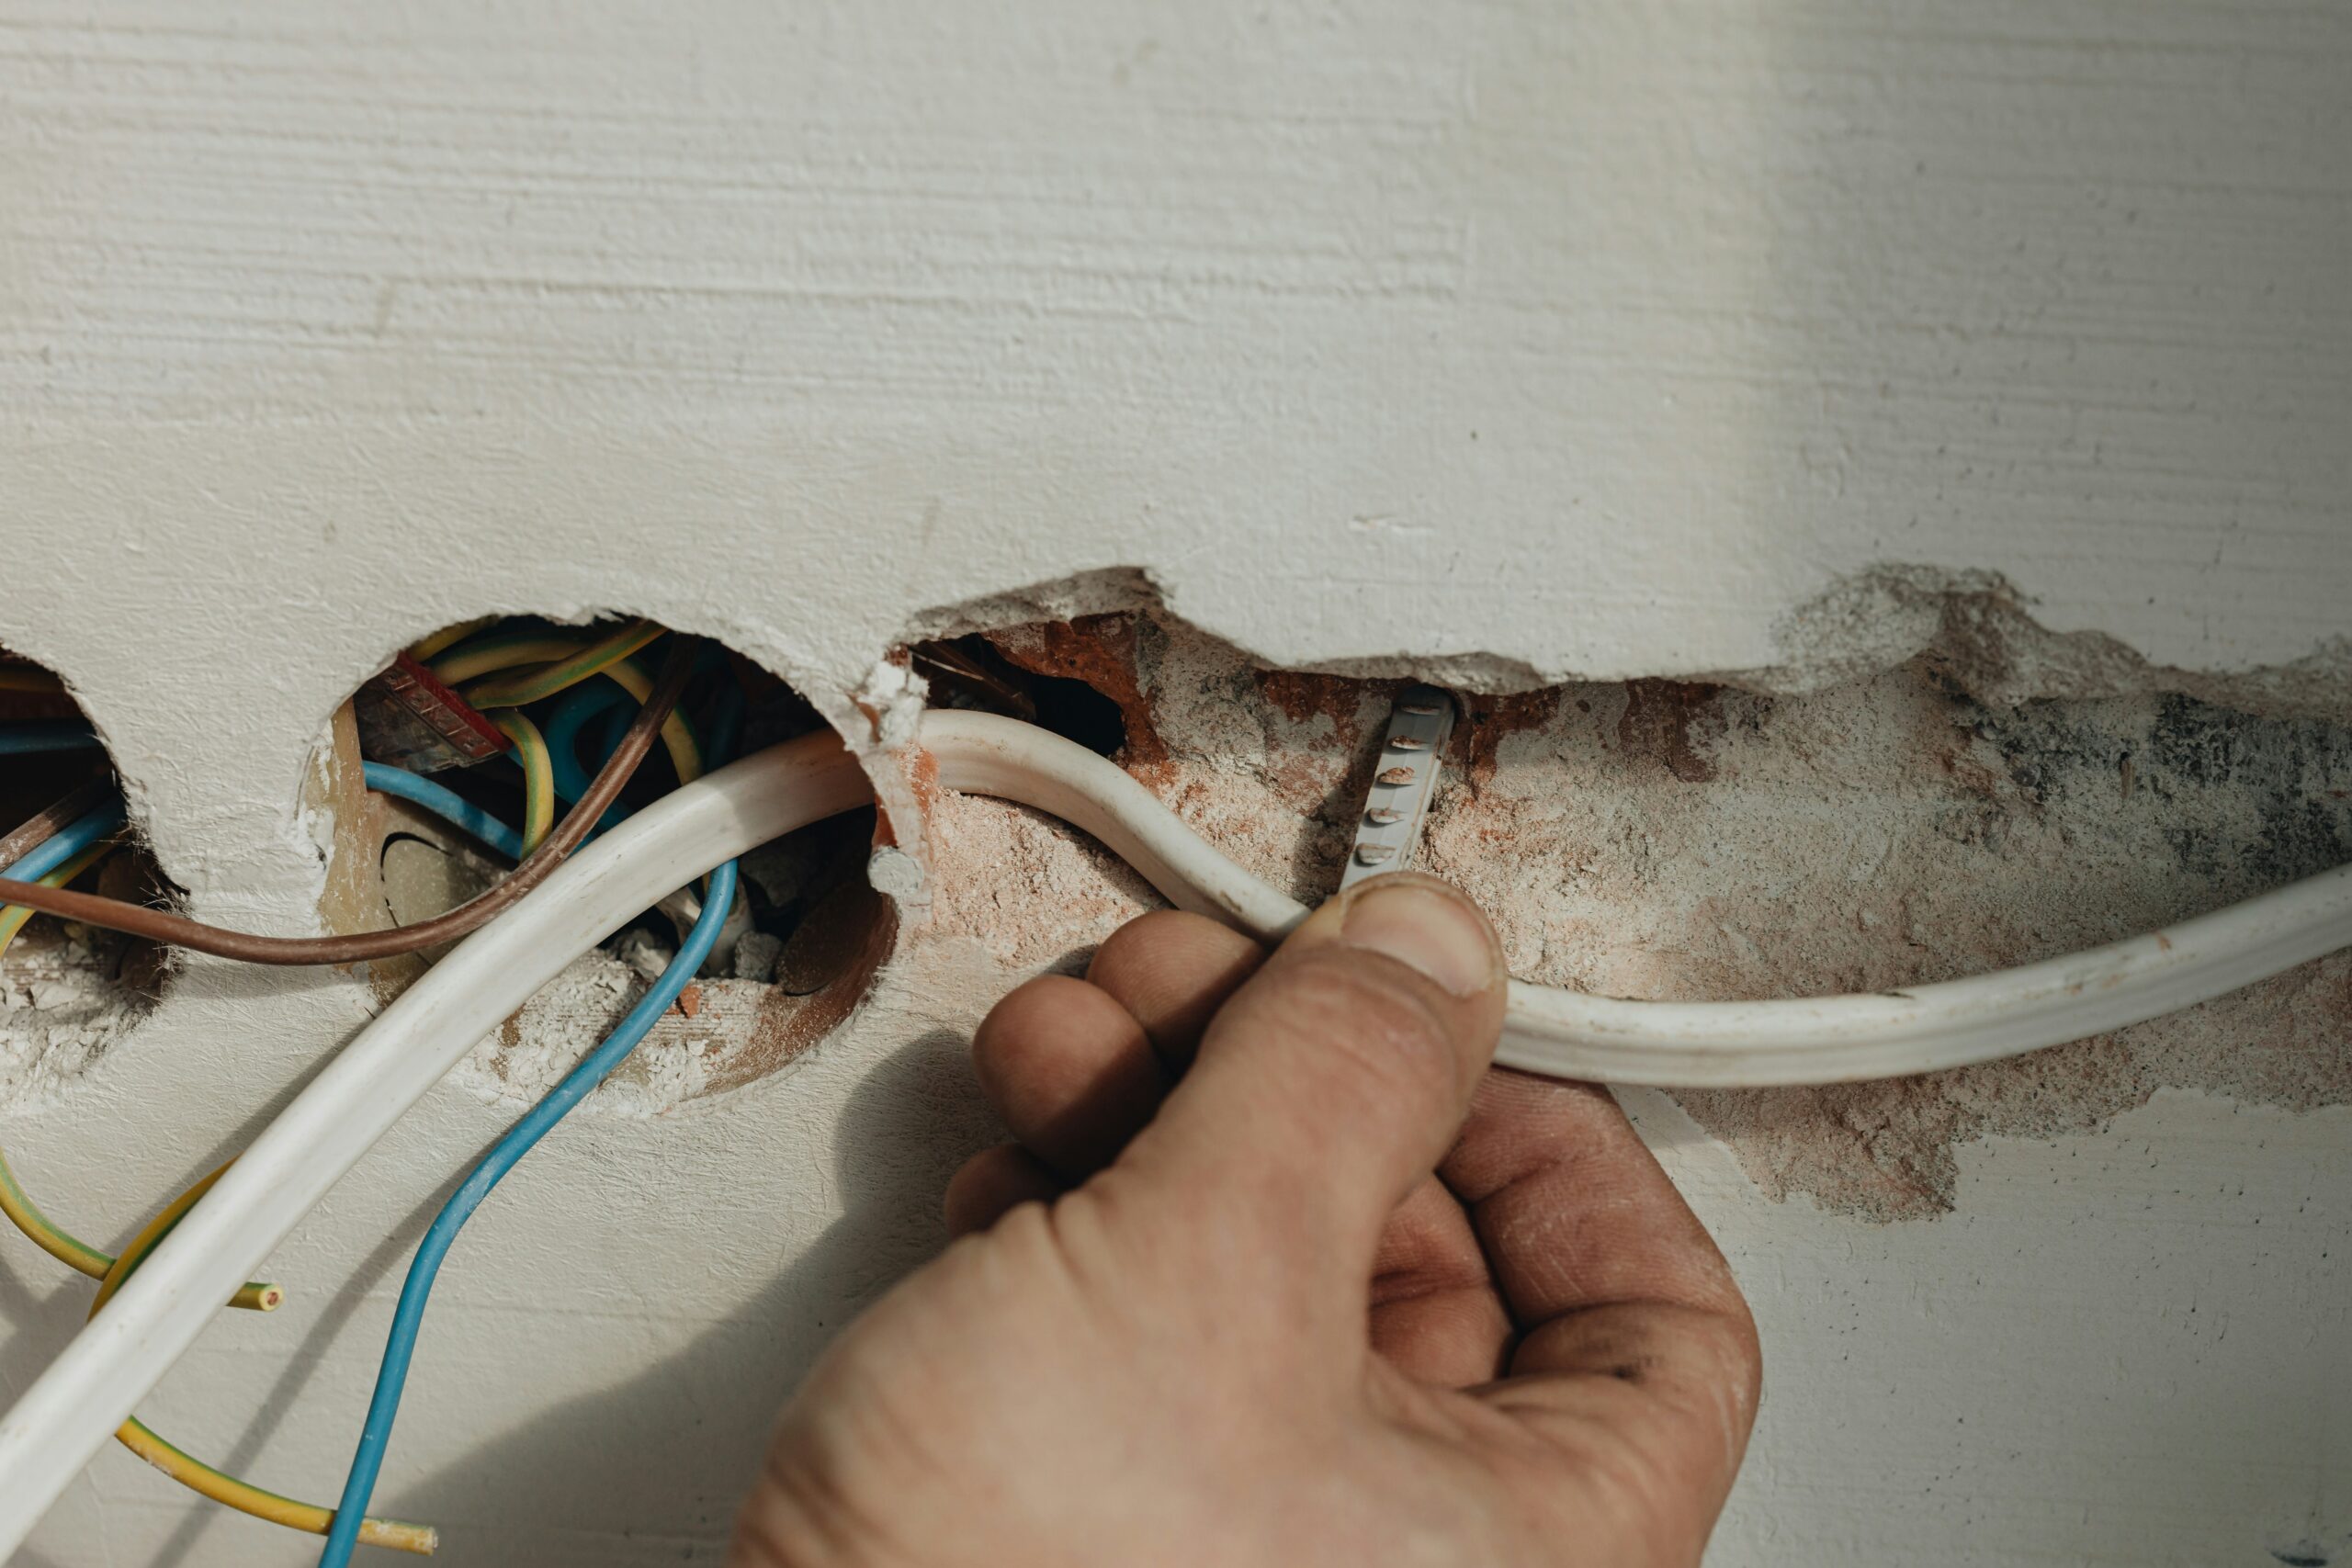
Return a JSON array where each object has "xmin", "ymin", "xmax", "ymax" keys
[{"xmin": 2, "ymin": 0, "xmax": 2349, "ymax": 1562}]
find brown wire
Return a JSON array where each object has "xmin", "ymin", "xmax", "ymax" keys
[
  {"xmin": 0, "ymin": 638, "xmax": 699, "ymax": 966},
  {"xmin": 0, "ymin": 780, "xmax": 115, "ymax": 871}
]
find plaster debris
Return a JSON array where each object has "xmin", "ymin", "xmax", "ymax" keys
[
  {"xmin": 0, "ymin": 926, "xmax": 153, "ymax": 1113},
  {"xmin": 922, "ymin": 791, "xmax": 1158, "ymax": 974},
  {"xmin": 865, "ymin": 846, "xmax": 925, "ymax": 904},
  {"xmin": 854, "ymin": 659, "xmax": 928, "ymax": 749},
  {"xmin": 612, "ymin": 927, "xmax": 677, "ymax": 987},
  {"xmin": 740, "ymin": 840, "xmax": 814, "ymax": 907},
  {"xmin": 732, "ymin": 930, "xmax": 783, "ymax": 982},
  {"xmin": 450, "ymin": 948, "xmax": 790, "ymax": 1116},
  {"xmin": 439, "ymin": 841, "xmax": 888, "ymax": 1116},
  {"xmin": 947, "ymin": 608, "xmax": 2352, "ymax": 1221}
]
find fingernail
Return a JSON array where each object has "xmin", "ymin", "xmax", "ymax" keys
[{"xmin": 1339, "ymin": 877, "xmax": 1497, "ymax": 998}]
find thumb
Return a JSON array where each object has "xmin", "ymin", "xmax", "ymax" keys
[{"xmin": 1110, "ymin": 872, "xmax": 1508, "ymax": 1302}]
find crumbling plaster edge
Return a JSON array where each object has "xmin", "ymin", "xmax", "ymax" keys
[
  {"xmin": 12, "ymin": 559, "xmax": 2346, "ymax": 991},
  {"xmin": 856, "ymin": 559, "xmax": 2352, "ymax": 918}
]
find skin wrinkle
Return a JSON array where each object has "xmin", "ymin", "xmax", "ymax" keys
[
  {"xmin": 1367, "ymin": 1178, "xmax": 1518, "ymax": 1384},
  {"xmin": 1445, "ymin": 1076, "xmax": 1750, "ymax": 1329},
  {"xmin": 1370, "ymin": 1291, "xmax": 1515, "ymax": 1388},
  {"xmin": 1506, "ymin": 1314, "xmax": 1761, "ymax": 1510},
  {"xmin": 1370, "ymin": 1179, "xmax": 1487, "ymax": 1288}
]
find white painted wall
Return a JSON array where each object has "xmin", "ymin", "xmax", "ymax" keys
[{"xmin": 2, "ymin": 1, "xmax": 2347, "ymax": 1562}]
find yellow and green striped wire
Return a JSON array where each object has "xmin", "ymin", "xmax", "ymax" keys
[
  {"xmin": 0, "ymin": 843, "xmax": 414, "ymax": 1546},
  {"xmin": 405, "ymin": 615, "xmax": 498, "ymax": 663},
  {"xmin": 0, "ymin": 835, "xmax": 112, "ymax": 957},
  {"xmin": 91, "ymin": 1168, "xmax": 437, "ymax": 1555},
  {"xmin": 0, "ymin": 839, "xmax": 281, "ymax": 1307},
  {"xmin": 455, "ymin": 617, "xmax": 665, "ymax": 708},
  {"xmin": 429, "ymin": 619, "xmax": 700, "ymax": 785},
  {"xmin": 426, "ymin": 628, "xmax": 588, "ymax": 687},
  {"xmin": 487, "ymin": 710, "xmax": 556, "ymax": 855},
  {"xmin": 433, "ymin": 634, "xmax": 701, "ymax": 784}
]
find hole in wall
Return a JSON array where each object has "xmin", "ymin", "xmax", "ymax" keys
[
  {"xmin": 0, "ymin": 648, "xmax": 173, "ymax": 1111},
  {"xmin": 330, "ymin": 616, "xmax": 891, "ymax": 1113},
  {"xmin": 904, "ymin": 604, "xmax": 2352, "ymax": 1221}
]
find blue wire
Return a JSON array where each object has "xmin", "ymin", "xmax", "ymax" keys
[
  {"xmin": 0, "ymin": 721, "xmax": 103, "ymax": 756},
  {"xmin": 315, "ymin": 859, "xmax": 739, "ymax": 1564},
  {"xmin": 543, "ymin": 642, "xmax": 727, "ymax": 809},
  {"xmin": 537, "ymin": 657, "xmax": 740, "ymax": 833},
  {"xmin": 2, "ymin": 801, "xmax": 127, "ymax": 883},
  {"xmin": 320, "ymin": 692, "xmax": 744, "ymax": 1564},
  {"xmin": 359, "ymin": 763, "xmax": 525, "ymax": 863},
  {"xmin": 540, "ymin": 682, "xmax": 633, "ymax": 833},
  {"xmin": 595, "ymin": 701, "xmax": 633, "ymax": 773}
]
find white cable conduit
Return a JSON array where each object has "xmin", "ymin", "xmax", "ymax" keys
[
  {"xmin": 0, "ymin": 731, "xmax": 868, "ymax": 1551},
  {"xmin": 4, "ymin": 709, "xmax": 2350, "ymax": 1547},
  {"xmin": 932, "ymin": 711, "xmax": 2352, "ymax": 1085}
]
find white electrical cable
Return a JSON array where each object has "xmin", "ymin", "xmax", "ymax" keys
[
  {"xmin": 4, "ymin": 710, "xmax": 2350, "ymax": 1550},
  {"xmin": 0, "ymin": 731, "xmax": 872, "ymax": 1556},
  {"xmin": 923, "ymin": 710, "xmax": 2352, "ymax": 1084}
]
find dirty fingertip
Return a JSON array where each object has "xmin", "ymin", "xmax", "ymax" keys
[{"xmin": 1285, "ymin": 872, "xmax": 1502, "ymax": 998}]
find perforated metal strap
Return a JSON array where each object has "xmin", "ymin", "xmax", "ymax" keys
[{"xmin": 1339, "ymin": 684, "xmax": 1454, "ymax": 891}]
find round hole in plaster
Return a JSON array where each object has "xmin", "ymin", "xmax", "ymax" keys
[
  {"xmin": 336, "ymin": 617, "xmax": 895, "ymax": 1115},
  {"xmin": 0, "ymin": 649, "xmax": 173, "ymax": 1114}
]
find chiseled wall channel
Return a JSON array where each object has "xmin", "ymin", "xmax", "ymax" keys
[{"xmin": 3, "ymin": 1, "xmax": 2350, "ymax": 1562}]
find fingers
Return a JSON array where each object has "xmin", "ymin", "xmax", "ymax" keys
[
  {"xmin": 1483, "ymin": 1302, "xmax": 1762, "ymax": 1563},
  {"xmin": 1442, "ymin": 1074, "xmax": 1751, "ymax": 1326},
  {"xmin": 944, "ymin": 1145, "xmax": 1064, "ymax": 1236},
  {"xmin": 970, "ymin": 976, "xmax": 1166, "ymax": 1178},
  {"xmin": 1084, "ymin": 911, "xmax": 1267, "ymax": 1069},
  {"xmin": 1442, "ymin": 1073, "xmax": 1760, "ymax": 1525},
  {"xmin": 973, "ymin": 903, "xmax": 1515, "ymax": 1391},
  {"xmin": 1114, "ymin": 874, "xmax": 1508, "ymax": 1297},
  {"xmin": 967, "ymin": 912, "xmax": 1263, "ymax": 1178}
]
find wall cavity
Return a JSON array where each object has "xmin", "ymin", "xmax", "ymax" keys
[
  {"xmin": 894, "ymin": 598, "xmax": 2352, "ymax": 1220},
  {"xmin": 323, "ymin": 620, "xmax": 893, "ymax": 1116}
]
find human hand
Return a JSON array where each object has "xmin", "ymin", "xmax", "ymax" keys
[{"xmin": 730, "ymin": 873, "xmax": 1760, "ymax": 1567}]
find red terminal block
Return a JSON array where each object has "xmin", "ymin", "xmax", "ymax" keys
[{"xmin": 353, "ymin": 653, "xmax": 510, "ymax": 773}]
